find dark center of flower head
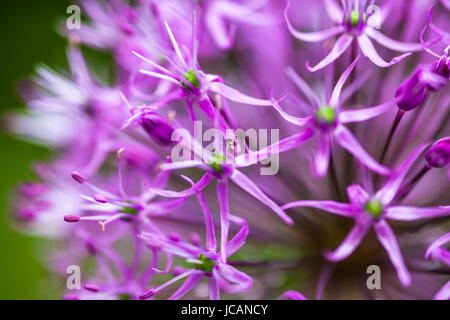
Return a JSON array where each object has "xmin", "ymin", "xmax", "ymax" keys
[
  {"xmin": 195, "ymin": 254, "xmax": 216, "ymax": 274},
  {"xmin": 315, "ymin": 105, "xmax": 337, "ymax": 128},
  {"xmin": 181, "ymin": 69, "xmax": 203, "ymax": 91},
  {"xmin": 364, "ymin": 198, "xmax": 383, "ymax": 219},
  {"xmin": 117, "ymin": 293, "xmax": 132, "ymax": 300}
]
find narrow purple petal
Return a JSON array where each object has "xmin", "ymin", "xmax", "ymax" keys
[
  {"xmin": 346, "ymin": 184, "xmax": 370, "ymax": 206},
  {"xmin": 374, "ymin": 219, "xmax": 412, "ymax": 287},
  {"xmin": 209, "ymin": 82, "xmax": 272, "ymax": 106},
  {"xmin": 181, "ymin": 175, "xmax": 217, "ymax": 252},
  {"xmin": 168, "ymin": 272, "xmax": 204, "ymax": 300},
  {"xmin": 270, "ymin": 96, "xmax": 314, "ymax": 127},
  {"xmin": 285, "ymin": 67, "xmax": 321, "ymax": 107},
  {"xmin": 217, "ymin": 180, "xmax": 230, "ymax": 263},
  {"xmin": 235, "ymin": 129, "xmax": 314, "ymax": 168},
  {"xmin": 365, "ymin": 28, "xmax": 423, "ymax": 52},
  {"xmin": 376, "ymin": 143, "xmax": 428, "ymax": 205},
  {"xmin": 226, "ymin": 215, "xmax": 249, "ymax": 257},
  {"xmin": 314, "ymin": 133, "xmax": 331, "ymax": 177},
  {"xmin": 149, "ymin": 173, "xmax": 212, "ymax": 198},
  {"xmin": 306, "ymin": 34, "xmax": 353, "ymax": 72},
  {"xmin": 339, "ymin": 97, "xmax": 397, "ymax": 123},
  {"xmin": 217, "ymin": 264, "xmax": 252, "ymax": 294},
  {"xmin": 231, "ymin": 170, "xmax": 293, "ymax": 225},
  {"xmin": 209, "ymin": 276, "xmax": 220, "ymax": 300},
  {"xmin": 282, "ymin": 200, "xmax": 355, "ymax": 217},
  {"xmin": 329, "ymin": 55, "xmax": 360, "ymax": 107},
  {"xmin": 159, "ymin": 160, "xmax": 204, "ymax": 171},
  {"xmin": 334, "ymin": 125, "xmax": 391, "ymax": 176},
  {"xmin": 385, "ymin": 206, "xmax": 450, "ymax": 221},
  {"xmin": 357, "ymin": 35, "xmax": 412, "ymax": 68},
  {"xmin": 324, "ymin": 223, "xmax": 370, "ymax": 261},
  {"xmin": 205, "ymin": 9, "xmax": 235, "ymax": 50},
  {"xmin": 425, "ymin": 232, "xmax": 450, "ymax": 260}
]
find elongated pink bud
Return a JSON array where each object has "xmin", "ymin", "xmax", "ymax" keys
[
  {"xmin": 71, "ymin": 171, "xmax": 85, "ymax": 183},
  {"xmin": 64, "ymin": 215, "xmax": 81, "ymax": 222},
  {"xmin": 139, "ymin": 289, "xmax": 155, "ymax": 300},
  {"xmin": 84, "ymin": 284, "xmax": 100, "ymax": 292},
  {"xmin": 94, "ymin": 194, "xmax": 108, "ymax": 203}
]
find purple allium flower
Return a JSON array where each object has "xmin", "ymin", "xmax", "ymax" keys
[
  {"xmin": 268, "ymin": 56, "xmax": 393, "ymax": 176},
  {"xmin": 149, "ymin": 133, "xmax": 294, "ymax": 225},
  {"xmin": 133, "ymin": 16, "xmax": 276, "ymax": 130},
  {"xmin": 285, "ymin": 0, "xmax": 422, "ymax": 71},
  {"xmin": 283, "ymin": 143, "xmax": 450, "ymax": 286}
]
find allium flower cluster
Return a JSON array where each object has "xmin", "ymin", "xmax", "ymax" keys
[{"xmin": 6, "ymin": 0, "xmax": 449, "ymax": 300}]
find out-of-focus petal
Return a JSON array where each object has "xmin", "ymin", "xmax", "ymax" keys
[
  {"xmin": 425, "ymin": 232, "xmax": 450, "ymax": 260},
  {"xmin": 357, "ymin": 35, "xmax": 412, "ymax": 67},
  {"xmin": 323, "ymin": 0, "xmax": 343, "ymax": 23},
  {"xmin": 217, "ymin": 180, "xmax": 230, "ymax": 263},
  {"xmin": 306, "ymin": 34, "xmax": 353, "ymax": 72},
  {"xmin": 374, "ymin": 219, "xmax": 412, "ymax": 287},
  {"xmin": 285, "ymin": 67, "xmax": 321, "ymax": 107},
  {"xmin": 434, "ymin": 281, "xmax": 450, "ymax": 300},
  {"xmin": 226, "ymin": 215, "xmax": 249, "ymax": 257},
  {"xmin": 314, "ymin": 132, "xmax": 331, "ymax": 177},
  {"xmin": 278, "ymin": 290, "xmax": 307, "ymax": 300},
  {"xmin": 209, "ymin": 82, "xmax": 272, "ymax": 106}
]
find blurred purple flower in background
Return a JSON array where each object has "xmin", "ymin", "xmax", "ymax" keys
[{"xmin": 4, "ymin": 0, "xmax": 449, "ymax": 300}]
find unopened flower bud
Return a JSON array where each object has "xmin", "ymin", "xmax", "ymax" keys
[
  {"xmin": 395, "ymin": 69, "xmax": 428, "ymax": 111},
  {"xmin": 140, "ymin": 114, "xmax": 175, "ymax": 146},
  {"xmin": 425, "ymin": 137, "xmax": 450, "ymax": 168}
]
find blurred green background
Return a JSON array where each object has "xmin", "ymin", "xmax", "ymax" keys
[{"xmin": 0, "ymin": 0, "xmax": 70, "ymax": 299}]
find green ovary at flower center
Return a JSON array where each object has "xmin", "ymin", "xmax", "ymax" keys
[
  {"xmin": 195, "ymin": 254, "xmax": 216, "ymax": 273},
  {"xmin": 347, "ymin": 10, "xmax": 367, "ymax": 27},
  {"xmin": 365, "ymin": 198, "xmax": 383, "ymax": 219},
  {"xmin": 208, "ymin": 153, "xmax": 226, "ymax": 173},
  {"xmin": 181, "ymin": 69, "xmax": 202, "ymax": 90},
  {"xmin": 316, "ymin": 106, "xmax": 336, "ymax": 125},
  {"xmin": 120, "ymin": 201, "xmax": 139, "ymax": 215}
]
